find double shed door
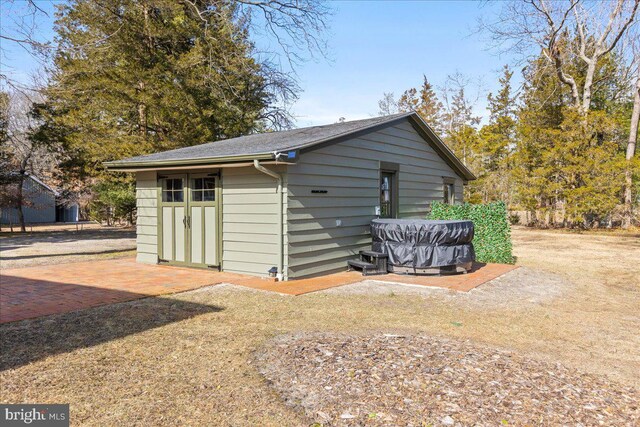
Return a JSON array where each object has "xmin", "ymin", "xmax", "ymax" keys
[{"xmin": 158, "ymin": 172, "xmax": 220, "ymax": 268}]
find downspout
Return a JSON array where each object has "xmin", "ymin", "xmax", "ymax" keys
[{"xmin": 253, "ymin": 159, "xmax": 284, "ymax": 281}]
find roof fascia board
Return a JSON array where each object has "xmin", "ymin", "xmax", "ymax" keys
[{"xmin": 107, "ymin": 160, "xmax": 289, "ymax": 172}]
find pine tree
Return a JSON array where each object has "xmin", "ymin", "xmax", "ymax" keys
[
  {"xmin": 513, "ymin": 51, "xmax": 630, "ymax": 227},
  {"xmin": 443, "ymin": 85, "xmax": 481, "ymax": 168},
  {"xmin": 397, "ymin": 76, "xmax": 443, "ymax": 134},
  {"xmin": 472, "ymin": 65, "xmax": 518, "ymax": 204},
  {"xmin": 37, "ymin": 0, "xmax": 278, "ymax": 187}
]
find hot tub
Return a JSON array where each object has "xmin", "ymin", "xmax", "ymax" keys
[{"xmin": 371, "ymin": 219, "xmax": 475, "ymax": 275}]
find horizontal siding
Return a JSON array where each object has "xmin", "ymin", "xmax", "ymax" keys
[
  {"xmin": 287, "ymin": 118, "xmax": 465, "ymax": 278},
  {"xmin": 221, "ymin": 166, "xmax": 288, "ymax": 279},
  {"xmin": 136, "ymin": 234, "xmax": 157, "ymax": 245},
  {"xmin": 0, "ymin": 177, "xmax": 56, "ymax": 224},
  {"xmin": 289, "ymin": 256, "xmax": 357, "ymax": 278},
  {"xmin": 135, "ymin": 171, "xmax": 157, "ymax": 264},
  {"xmin": 137, "ymin": 252, "xmax": 158, "ymax": 264},
  {"xmin": 287, "ymin": 215, "xmax": 373, "ymax": 232},
  {"xmin": 136, "ymin": 198, "xmax": 156, "ymax": 208},
  {"xmin": 288, "ymin": 225, "xmax": 369, "ymax": 243}
]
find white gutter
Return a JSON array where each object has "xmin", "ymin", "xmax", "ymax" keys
[
  {"xmin": 253, "ymin": 159, "xmax": 284, "ymax": 281},
  {"xmin": 107, "ymin": 160, "xmax": 284, "ymax": 172}
]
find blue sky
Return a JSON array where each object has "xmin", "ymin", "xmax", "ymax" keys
[
  {"xmin": 288, "ymin": 1, "xmax": 517, "ymax": 126},
  {"xmin": 1, "ymin": 1, "xmax": 517, "ymax": 127}
]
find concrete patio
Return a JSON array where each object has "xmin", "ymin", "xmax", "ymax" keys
[{"xmin": 0, "ymin": 257, "xmax": 517, "ymax": 323}]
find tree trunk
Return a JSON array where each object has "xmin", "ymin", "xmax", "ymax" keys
[
  {"xmin": 136, "ymin": 2, "xmax": 152, "ymax": 139},
  {"xmin": 138, "ymin": 99, "xmax": 147, "ymax": 137},
  {"xmin": 17, "ymin": 172, "xmax": 26, "ymax": 233},
  {"xmin": 137, "ymin": 79, "xmax": 147, "ymax": 138},
  {"xmin": 581, "ymin": 59, "xmax": 597, "ymax": 113},
  {"xmin": 623, "ymin": 67, "xmax": 640, "ymax": 228}
]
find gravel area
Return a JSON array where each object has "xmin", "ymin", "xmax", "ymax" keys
[
  {"xmin": 0, "ymin": 228, "xmax": 135, "ymax": 269},
  {"xmin": 322, "ymin": 267, "xmax": 572, "ymax": 309},
  {"xmin": 256, "ymin": 333, "xmax": 639, "ymax": 426}
]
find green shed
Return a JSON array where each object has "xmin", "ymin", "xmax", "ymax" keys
[{"xmin": 105, "ymin": 112, "xmax": 475, "ymax": 280}]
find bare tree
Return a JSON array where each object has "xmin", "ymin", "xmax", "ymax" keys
[
  {"xmin": 377, "ymin": 92, "xmax": 398, "ymax": 116},
  {"xmin": 0, "ymin": 0, "xmax": 53, "ymax": 92},
  {"xmin": 439, "ymin": 72, "xmax": 483, "ymax": 136},
  {"xmin": 624, "ymin": 52, "xmax": 640, "ymax": 228},
  {"xmin": 482, "ymin": 0, "xmax": 640, "ymax": 226},
  {"xmin": 481, "ymin": 0, "xmax": 639, "ymax": 114},
  {"xmin": 0, "ymin": 90, "xmax": 56, "ymax": 231}
]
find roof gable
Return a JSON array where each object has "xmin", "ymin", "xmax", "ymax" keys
[{"xmin": 298, "ymin": 115, "xmax": 476, "ymax": 181}]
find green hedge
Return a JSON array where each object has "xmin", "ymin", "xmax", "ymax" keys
[{"xmin": 429, "ymin": 201, "xmax": 514, "ymax": 264}]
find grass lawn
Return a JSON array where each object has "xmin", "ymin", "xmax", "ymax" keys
[{"xmin": 1, "ymin": 228, "xmax": 638, "ymax": 425}]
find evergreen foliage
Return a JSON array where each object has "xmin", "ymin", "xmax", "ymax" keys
[
  {"xmin": 89, "ymin": 181, "xmax": 136, "ymax": 225},
  {"xmin": 429, "ymin": 201, "xmax": 514, "ymax": 264},
  {"xmin": 471, "ymin": 65, "xmax": 517, "ymax": 205},
  {"xmin": 37, "ymin": 0, "xmax": 284, "ymax": 187},
  {"xmin": 397, "ymin": 76, "xmax": 444, "ymax": 134},
  {"xmin": 512, "ymin": 51, "xmax": 633, "ymax": 226},
  {"xmin": 381, "ymin": 34, "xmax": 637, "ymax": 227}
]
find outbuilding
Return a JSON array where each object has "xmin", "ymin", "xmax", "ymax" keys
[
  {"xmin": 105, "ymin": 112, "xmax": 475, "ymax": 280},
  {"xmin": 0, "ymin": 174, "xmax": 79, "ymax": 226}
]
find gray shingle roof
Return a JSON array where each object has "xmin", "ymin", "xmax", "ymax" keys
[
  {"xmin": 105, "ymin": 112, "xmax": 476, "ymax": 180},
  {"xmin": 107, "ymin": 112, "xmax": 413, "ymax": 165}
]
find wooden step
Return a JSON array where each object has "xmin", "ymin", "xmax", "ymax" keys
[
  {"xmin": 347, "ymin": 259, "xmax": 387, "ymax": 276},
  {"xmin": 348, "ymin": 260, "xmax": 376, "ymax": 269},
  {"xmin": 360, "ymin": 250, "xmax": 388, "ymax": 259}
]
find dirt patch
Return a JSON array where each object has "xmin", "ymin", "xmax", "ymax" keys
[
  {"xmin": 322, "ymin": 267, "xmax": 572, "ymax": 309},
  {"xmin": 256, "ymin": 332, "xmax": 639, "ymax": 426},
  {"xmin": 454, "ymin": 267, "xmax": 571, "ymax": 308}
]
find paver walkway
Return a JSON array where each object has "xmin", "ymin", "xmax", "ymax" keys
[
  {"xmin": 1, "ymin": 258, "xmax": 516, "ymax": 323},
  {"xmin": 367, "ymin": 263, "xmax": 519, "ymax": 292},
  {"xmin": 0, "ymin": 258, "xmax": 247, "ymax": 323}
]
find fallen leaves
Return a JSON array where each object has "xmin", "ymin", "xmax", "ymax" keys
[{"xmin": 256, "ymin": 333, "xmax": 639, "ymax": 426}]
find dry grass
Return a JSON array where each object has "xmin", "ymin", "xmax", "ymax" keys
[
  {"xmin": 0, "ymin": 228, "xmax": 136, "ymax": 269},
  {"xmin": 0, "ymin": 228, "xmax": 638, "ymax": 426}
]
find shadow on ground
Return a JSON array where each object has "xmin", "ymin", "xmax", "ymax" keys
[
  {"xmin": 0, "ymin": 229, "xmax": 136, "ymax": 251},
  {"xmin": 0, "ymin": 290, "xmax": 222, "ymax": 371},
  {"xmin": 1, "ymin": 248, "xmax": 134, "ymax": 261}
]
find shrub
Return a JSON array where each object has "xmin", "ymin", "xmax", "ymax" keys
[
  {"xmin": 429, "ymin": 201, "xmax": 514, "ymax": 264},
  {"xmin": 89, "ymin": 181, "xmax": 136, "ymax": 226},
  {"xmin": 509, "ymin": 212, "xmax": 520, "ymax": 225}
]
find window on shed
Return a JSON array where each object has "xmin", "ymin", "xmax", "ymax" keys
[
  {"xmin": 191, "ymin": 177, "xmax": 215, "ymax": 202},
  {"xmin": 161, "ymin": 178, "xmax": 184, "ymax": 203},
  {"xmin": 443, "ymin": 180, "xmax": 455, "ymax": 204}
]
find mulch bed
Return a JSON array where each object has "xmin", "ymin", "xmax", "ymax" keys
[{"xmin": 255, "ymin": 333, "xmax": 639, "ymax": 426}]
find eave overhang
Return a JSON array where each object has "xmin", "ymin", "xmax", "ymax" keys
[{"xmin": 104, "ymin": 151, "xmax": 298, "ymax": 172}]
